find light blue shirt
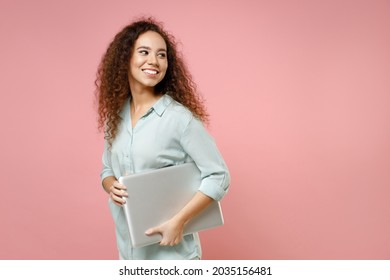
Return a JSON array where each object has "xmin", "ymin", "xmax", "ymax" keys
[{"xmin": 100, "ymin": 94, "xmax": 230, "ymax": 260}]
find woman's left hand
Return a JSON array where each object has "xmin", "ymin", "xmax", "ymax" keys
[{"xmin": 145, "ymin": 217, "xmax": 185, "ymax": 246}]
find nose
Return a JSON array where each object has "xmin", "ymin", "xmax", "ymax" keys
[{"xmin": 147, "ymin": 54, "xmax": 159, "ymax": 66}]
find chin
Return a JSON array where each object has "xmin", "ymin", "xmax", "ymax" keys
[
  {"xmin": 142, "ymin": 79, "xmax": 163, "ymax": 88},
  {"xmin": 144, "ymin": 82, "xmax": 160, "ymax": 88}
]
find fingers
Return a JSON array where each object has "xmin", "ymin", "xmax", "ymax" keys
[
  {"xmin": 111, "ymin": 184, "xmax": 128, "ymax": 197},
  {"xmin": 145, "ymin": 227, "xmax": 157, "ymax": 236},
  {"xmin": 110, "ymin": 193, "xmax": 125, "ymax": 206},
  {"xmin": 159, "ymin": 236, "xmax": 181, "ymax": 247},
  {"xmin": 145, "ymin": 219, "xmax": 184, "ymax": 247},
  {"xmin": 145, "ymin": 226, "xmax": 180, "ymax": 246},
  {"xmin": 110, "ymin": 182, "xmax": 128, "ymax": 206},
  {"xmin": 113, "ymin": 181, "xmax": 127, "ymax": 191}
]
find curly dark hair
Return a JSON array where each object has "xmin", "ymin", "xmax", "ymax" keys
[{"xmin": 95, "ymin": 17, "xmax": 209, "ymax": 145}]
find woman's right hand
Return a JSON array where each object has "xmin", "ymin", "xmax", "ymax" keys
[{"xmin": 110, "ymin": 181, "xmax": 128, "ymax": 206}]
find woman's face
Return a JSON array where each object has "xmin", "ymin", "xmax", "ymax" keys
[{"xmin": 128, "ymin": 31, "xmax": 168, "ymax": 92}]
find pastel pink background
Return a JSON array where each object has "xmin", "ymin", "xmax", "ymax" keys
[{"xmin": 1, "ymin": 0, "xmax": 389, "ymax": 259}]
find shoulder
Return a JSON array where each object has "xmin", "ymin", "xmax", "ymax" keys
[{"xmin": 164, "ymin": 95, "xmax": 194, "ymax": 126}]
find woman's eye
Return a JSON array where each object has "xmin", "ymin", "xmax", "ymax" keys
[
  {"xmin": 158, "ymin": 53, "xmax": 166, "ymax": 58},
  {"xmin": 139, "ymin": 50, "xmax": 148, "ymax": 55}
]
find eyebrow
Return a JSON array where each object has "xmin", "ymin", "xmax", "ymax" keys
[{"xmin": 137, "ymin": 46, "xmax": 167, "ymax": 52}]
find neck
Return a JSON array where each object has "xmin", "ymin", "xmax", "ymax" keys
[
  {"xmin": 129, "ymin": 79, "xmax": 154, "ymax": 100},
  {"xmin": 130, "ymin": 88, "xmax": 162, "ymax": 113}
]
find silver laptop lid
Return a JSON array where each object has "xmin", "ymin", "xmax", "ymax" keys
[{"xmin": 119, "ymin": 162, "xmax": 224, "ymax": 248}]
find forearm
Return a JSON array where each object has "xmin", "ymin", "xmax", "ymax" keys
[{"xmin": 173, "ymin": 191, "xmax": 214, "ymax": 226}]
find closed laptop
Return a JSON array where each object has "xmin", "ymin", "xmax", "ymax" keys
[{"xmin": 119, "ymin": 162, "xmax": 224, "ymax": 248}]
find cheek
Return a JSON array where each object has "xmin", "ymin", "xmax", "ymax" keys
[
  {"xmin": 161, "ymin": 63, "xmax": 168, "ymax": 76},
  {"xmin": 130, "ymin": 55, "xmax": 143, "ymax": 68}
]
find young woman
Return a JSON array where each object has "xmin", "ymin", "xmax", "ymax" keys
[{"xmin": 95, "ymin": 18, "xmax": 230, "ymax": 260}]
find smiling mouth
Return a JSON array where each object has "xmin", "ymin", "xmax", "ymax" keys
[{"xmin": 142, "ymin": 69, "xmax": 159, "ymax": 75}]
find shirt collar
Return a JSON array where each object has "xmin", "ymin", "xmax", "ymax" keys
[{"xmin": 151, "ymin": 94, "xmax": 173, "ymax": 117}]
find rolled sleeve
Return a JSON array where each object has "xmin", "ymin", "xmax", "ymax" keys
[
  {"xmin": 180, "ymin": 117, "xmax": 230, "ymax": 201},
  {"xmin": 100, "ymin": 140, "xmax": 115, "ymax": 183}
]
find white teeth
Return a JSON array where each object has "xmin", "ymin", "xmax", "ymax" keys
[{"xmin": 143, "ymin": 69, "xmax": 158, "ymax": 75}]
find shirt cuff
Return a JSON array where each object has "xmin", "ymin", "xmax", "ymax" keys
[
  {"xmin": 198, "ymin": 172, "xmax": 230, "ymax": 201},
  {"xmin": 100, "ymin": 170, "xmax": 115, "ymax": 182}
]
